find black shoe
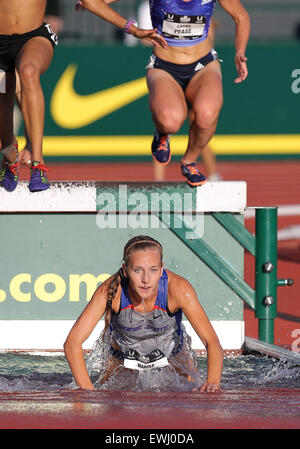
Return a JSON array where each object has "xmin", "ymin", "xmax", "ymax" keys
[
  {"xmin": 181, "ymin": 162, "xmax": 207, "ymax": 187},
  {"xmin": 151, "ymin": 130, "xmax": 171, "ymax": 165}
]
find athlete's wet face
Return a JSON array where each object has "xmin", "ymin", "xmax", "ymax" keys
[{"xmin": 124, "ymin": 248, "xmax": 163, "ymax": 300}]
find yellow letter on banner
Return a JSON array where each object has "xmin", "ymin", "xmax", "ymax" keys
[
  {"xmin": 10, "ymin": 274, "xmax": 31, "ymax": 302},
  {"xmin": 34, "ymin": 274, "xmax": 66, "ymax": 302},
  {"xmin": 69, "ymin": 273, "xmax": 111, "ymax": 302}
]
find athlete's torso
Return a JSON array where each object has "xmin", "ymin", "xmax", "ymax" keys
[
  {"xmin": 0, "ymin": 0, "xmax": 46, "ymax": 35},
  {"xmin": 150, "ymin": 0, "xmax": 216, "ymax": 47},
  {"xmin": 109, "ymin": 270, "xmax": 183, "ymax": 357}
]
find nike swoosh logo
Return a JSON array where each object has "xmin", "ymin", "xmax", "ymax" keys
[
  {"xmin": 153, "ymin": 315, "xmax": 162, "ymax": 319},
  {"xmin": 50, "ymin": 64, "xmax": 148, "ymax": 129}
]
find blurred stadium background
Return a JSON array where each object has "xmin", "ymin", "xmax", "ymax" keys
[
  {"xmin": 14, "ymin": 0, "xmax": 300, "ymax": 165},
  {"xmin": 61, "ymin": 0, "xmax": 300, "ymax": 43}
]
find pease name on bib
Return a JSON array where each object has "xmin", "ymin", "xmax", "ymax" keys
[{"xmin": 162, "ymin": 13, "xmax": 206, "ymax": 40}]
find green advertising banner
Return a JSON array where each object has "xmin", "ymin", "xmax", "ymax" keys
[
  {"xmin": 0, "ymin": 213, "xmax": 243, "ymax": 321},
  {"xmin": 15, "ymin": 43, "xmax": 300, "ymax": 158}
]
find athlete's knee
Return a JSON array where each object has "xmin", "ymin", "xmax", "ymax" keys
[
  {"xmin": 18, "ymin": 62, "xmax": 40, "ymax": 89},
  {"xmin": 155, "ymin": 110, "xmax": 186, "ymax": 134},
  {"xmin": 192, "ymin": 105, "xmax": 221, "ymax": 130}
]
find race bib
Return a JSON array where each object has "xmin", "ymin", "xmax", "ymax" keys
[
  {"xmin": 162, "ymin": 13, "xmax": 206, "ymax": 40},
  {"xmin": 123, "ymin": 348, "xmax": 169, "ymax": 371}
]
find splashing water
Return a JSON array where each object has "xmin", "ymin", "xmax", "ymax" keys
[
  {"xmin": 0, "ymin": 347, "xmax": 299, "ymax": 393},
  {"xmin": 86, "ymin": 327, "xmax": 203, "ymax": 392},
  {"xmin": 0, "ymin": 352, "xmax": 73, "ymax": 392},
  {"xmin": 220, "ymin": 354, "xmax": 300, "ymax": 390}
]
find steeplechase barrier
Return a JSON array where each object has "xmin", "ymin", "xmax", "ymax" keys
[
  {"xmin": 244, "ymin": 337, "xmax": 300, "ymax": 366},
  {"xmin": 0, "ymin": 181, "xmax": 292, "ymax": 353}
]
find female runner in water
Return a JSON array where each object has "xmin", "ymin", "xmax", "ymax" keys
[{"xmin": 64, "ymin": 236, "xmax": 223, "ymax": 392}]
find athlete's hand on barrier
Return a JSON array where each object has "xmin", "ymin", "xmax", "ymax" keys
[
  {"xmin": 197, "ymin": 382, "xmax": 222, "ymax": 393},
  {"xmin": 18, "ymin": 149, "xmax": 32, "ymax": 166},
  {"xmin": 130, "ymin": 27, "xmax": 168, "ymax": 49},
  {"xmin": 234, "ymin": 51, "xmax": 248, "ymax": 83}
]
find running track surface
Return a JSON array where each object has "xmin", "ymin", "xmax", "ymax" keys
[
  {"xmin": 1, "ymin": 389, "xmax": 300, "ymax": 429},
  {"xmin": 4, "ymin": 159, "xmax": 299, "ymax": 430}
]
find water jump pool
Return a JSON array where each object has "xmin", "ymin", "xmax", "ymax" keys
[{"xmin": 0, "ymin": 351, "xmax": 299, "ymax": 430}]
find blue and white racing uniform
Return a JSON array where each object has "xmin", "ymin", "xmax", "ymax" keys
[{"xmin": 149, "ymin": 0, "xmax": 216, "ymax": 47}]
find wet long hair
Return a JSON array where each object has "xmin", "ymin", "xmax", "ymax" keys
[{"xmin": 102, "ymin": 235, "xmax": 163, "ymax": 337}]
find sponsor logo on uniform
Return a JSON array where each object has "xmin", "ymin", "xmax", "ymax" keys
[
  {"xmin": 45, "ymin": 23, "xmax": 58, "ymax": 45},
  {"xmin": 196, "ymin": 15, "xmax": 205, "ymax": 23},
  {"xmin": 180, "ymin": 16, "xmax": 191, "ymax": 23},
  {"xmin": 195, "ymin": 62, "xmax": 204, "ymax": 71}
]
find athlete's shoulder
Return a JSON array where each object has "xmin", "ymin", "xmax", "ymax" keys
[
  {"xmin": 165, "ymin": 269, "xmax": 194, "ymax": 292},
  {"xmin": 165, "ymin": 269, "xmax": 197, "ymax": 312}
]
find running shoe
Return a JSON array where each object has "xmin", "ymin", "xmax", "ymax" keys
[
  {"xmin": 29, "ymin": 161, "xmax": 50, "ymax": 192},
  {"xmin": 0, "ymin": 158, "xmax": 19, "ymax": 192},
  {"xmin": 0, "ymin": 141, "xmax": 19, "ymax": 192},
  {"xmin": 151, "ymin": 130, "xmax": 171, "ymax": 165},
  {"xmin": 181, "ymin": 162, "xmax": 207, "ymax": 187}
]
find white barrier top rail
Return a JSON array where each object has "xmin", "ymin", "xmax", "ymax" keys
[{"xmin": 0, "ymin": 181, "xmax": 247, "ymax": 213}]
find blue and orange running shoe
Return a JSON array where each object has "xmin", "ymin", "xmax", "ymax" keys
[
  {"xmin": 181, "ymin": 162, "xmax": 207, "ymax": 187},
  {"xmin": 29, "ymin": 161, "xmax": 50, "ymax": 192},
  {"xmin": 0, "ymin": 142, "xmax": 19, "ymax": 192},
  {"xmin": 151, "ymin": 130, "xmax": 171, "ymax": 165}
]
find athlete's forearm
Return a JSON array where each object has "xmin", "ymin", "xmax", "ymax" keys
[
  {"xmin": 234, "ymin": 12, "xmax": 250, "ymax": 55},
  {"xmin": 64, "ymin": 339, "xmax": 94, "ymax": 390},
  {"xmin": 81, "ymin": 0, "xmax": 127, "ymax": 30},
  {"xmin": 219, "ymin": 0, "xmax": 250, "ymax": 55},
  {"xmin": 78, "ymin": 0, "xmax": 167, "ymax": 48},
  {"xmin": 206, "ymin": 338, "xmax": 223, "ymax": 386}
]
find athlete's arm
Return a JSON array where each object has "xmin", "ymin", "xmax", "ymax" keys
[
  {"xmin": 78, "ymin": 0, "xmax": 167, "ymax": 48},
  {"xmin": 63, "ymin": 279, "xmax": 113, "ymax": 390},
  {"xmin": 218, "ymin": 0, "xmax": 250, "ymax": 83},
  {"xmin": 167, "ymin": 271, "xmax": 223, "ymax": 392}
]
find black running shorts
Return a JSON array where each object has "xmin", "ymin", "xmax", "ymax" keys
[
  {"xmin": 0, "ymin": 22, "xmax": 58, "ymax": 73},
  {"xmin": 146, "ymin": 49, "xmax": 218, "ymax": 92}
]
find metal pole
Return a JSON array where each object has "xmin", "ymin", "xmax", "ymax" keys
[{"xmin": 255, "ymin": 207, "xmax": 278, "ymax": 344}]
